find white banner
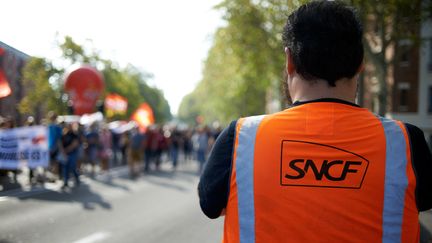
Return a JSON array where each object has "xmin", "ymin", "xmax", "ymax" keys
[{"xmin": 0, "ymin": 126, "xmax": 49, "ymax": 169}]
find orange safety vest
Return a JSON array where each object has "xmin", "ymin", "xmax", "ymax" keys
[{"xmin": 223, "ymin": 102, "xmax": 419, "ymax": 243}]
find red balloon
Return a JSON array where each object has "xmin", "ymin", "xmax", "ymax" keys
[{"xmin": 64, "ymin": 66, "xmax": 104, "ymax": 115}]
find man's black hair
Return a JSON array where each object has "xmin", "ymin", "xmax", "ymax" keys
[{"xmin": 282, "ymin": 1, "xmax": 364, "ymax": 87}]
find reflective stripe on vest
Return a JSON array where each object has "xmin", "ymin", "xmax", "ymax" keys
[
  {"xmin": 380, "ymin": 117, "xmax": 409, "ymax": 243},
  {"xmin": 234, "ymin": 115, "xmax": 266, "ymax": 243}
]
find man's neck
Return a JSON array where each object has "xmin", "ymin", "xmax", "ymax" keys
[{"xmin": 290, "ymin": 76, "xmax": 357, "ymax": 104}]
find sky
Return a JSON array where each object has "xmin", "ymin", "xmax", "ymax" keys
[{"xmin": 1, "ymin": 0, "xmax": 223, "ymax": 115}]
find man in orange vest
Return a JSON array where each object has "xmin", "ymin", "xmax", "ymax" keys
[{"xmin": 198, "ymin": 1, "xmax": 432, "ymax": 242}]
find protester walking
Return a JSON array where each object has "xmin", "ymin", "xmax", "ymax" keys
[
  {"xmin": 193, "ymin": 126, "xmax": 209, "ymax": 174},
  {"xmin": 169, "ymin": 127, "xmax": 181, "ymax": 171},
  {"xmin": 61, "ymin": 123, "xmax": 81, "ymax": 188},
  {"xmin": 47, "ymin": 111, "xmax": 64, "ymax": 181},
  {"xmin": 99, "ymin": 125, "xmax": 112, "ymax": 172},
  {"xmin": 129, "ymin": 128, "xmax": 144, "ymax": 178},
  {"xmin": 85, "ymin": 123, "xmax": 100, "ymax": 176}
]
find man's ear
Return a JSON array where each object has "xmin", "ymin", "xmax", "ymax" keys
[{"xmin": 285, "ymin": 47, "xmax": 295, "ymax": 75}]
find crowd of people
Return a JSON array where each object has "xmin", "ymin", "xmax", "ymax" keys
[{"xmin": 0, "ymin": 111, "xmax": 223, "ymax": 189}]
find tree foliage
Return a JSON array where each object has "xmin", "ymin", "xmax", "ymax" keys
[
  {"xmin": 180, "ymin": 0, "xmax": 431, "ymax": 124},
  {"xmin": 348, "ymin": 0, "xmax": 427, "ymax": 115},
  {"xmin": 18, "ymin": 36, "xmax": 172, "ymax": 123},
  {"xmin": 179, "ymin": 0, "xmax": 282, "ymax": 125},
  {"xmin": 18, "ymin": 57, "xmax": 66, "ymax": 121}
]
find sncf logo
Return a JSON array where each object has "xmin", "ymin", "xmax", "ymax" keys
[
  {"xmin": 280, "ymin": 140, "xmax": 369, "ymax": 189},
  {"xmin": 285, "ymin": 159, "xmax": 362, "ymax": 181}
]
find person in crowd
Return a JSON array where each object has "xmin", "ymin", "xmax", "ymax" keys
[
  {"xmin": 25, "ymin": 116, "xmax": 38, "ymax": 184},
  {"xmin": 1, "ymin": 116, "xmax": 15, "ymax": 130},
  {"xmin": 111, "ymin": 132, "xmax": 121, "ymax": 166},
  {"xmin": 47, "ymin": 112, "xmax": 64, "ymax": 182},
  {"xmin": 182, "ymin": 129, "xmax": 193, "ymax": 162},
  {"xmin": 119, "ymin": 131, "xmax": 130, "ymax": 166},
  {"xmin": 154, "ymin": 127, "xmax": 167, "ymax": 170},
  {"xmin": 129, "ymin": 127, "xmax": 144, "ymax": 178},
  {"xmin": 61, "ymin": 123, "xmax": 80, "ymax": 188},
  {"xmin": 169, "ymin": 127, "xmax": 181, "ymax": 171},
  {"xmin": 0, "ymin": 116, "xmax": 19, "ymax": 183},
  {"xmin": 143, "ymin": 126, "xmax": 167, "ymax": 172},
  {"xmin": 193, "ymin": 126, "xmax": 209, "ymax": 174},
  {"xmin": 75, "ymin": 123, "xmax": 86, "ymax": 174},
  {"xmin": 211, "ymin": 123, "xmax": 222, "ymax": 141},
  {"xmin": 85, "ymin": 123, "xmax": 100, "ymax": 176},
  {"xmin": 25, "ymin": 116, "xmax": 35, "ymax": 126},
  {"xmin": 143, "ymin": 127, "xmax": 154, "ymax": 172},
  {"xmin": 99, "ymin": 125, "xmax": 112, "ymax": 172},
  {"xmin": 0, "ymin": 116, "xmax": 4, "ymax": 129}
]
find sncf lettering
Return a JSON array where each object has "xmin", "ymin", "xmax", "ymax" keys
[
  {"xmin": 285, "ymin": 159, "xmax": 362, "ymax": 181},
  {"xmin": 281, "ymin": 140, "xmax": 369, "ymax": 188}
]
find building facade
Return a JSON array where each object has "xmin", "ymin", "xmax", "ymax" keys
[
  {"xmin": 0, "ymin": 41, "xmax": 30, "ymax": 124},
  {"xmin": 391, "ymin": 18, "xmax": 432, "ymax": 148}
]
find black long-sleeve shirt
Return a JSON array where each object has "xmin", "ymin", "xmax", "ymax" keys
[{"xmin": 198, "ymin": 99, "xmax": 432, "ymax": 219}]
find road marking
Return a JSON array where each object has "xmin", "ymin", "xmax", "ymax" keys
[{"xmin": 73, "ymin": 231, "xmax": 111, "ymax": 243}]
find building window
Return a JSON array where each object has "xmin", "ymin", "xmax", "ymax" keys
[
  {"xmin": 428, "ymin": 86, "xmax": 432, "ymax": 113},
  {"xmin": 400, "ymin": 46, "xmax": 410, "ymax": 66},
  {"xmin": 398, "ymin": 40, "xmax": 412, "ymax": 67},
  {"xmin": 400, "ymin": 89, "xmax": 408, "ymax": 107},
  {"xmin": 398, "ymin": 82, "xmax": 410, "ymax": 112}
]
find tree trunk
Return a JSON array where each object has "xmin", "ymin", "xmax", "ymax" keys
[{"xmin": 377, "ymin": 65, "xmax": 387, "ymax": 116}]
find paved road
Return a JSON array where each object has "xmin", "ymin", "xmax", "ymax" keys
[
  {"xmin": 0, "ymin": 164, "xmax": 223, "ymax": 243},
  {"xmin": 421, "ymin": 210, "xmax": 432, "ymax": 243},
  {"xmin": 0, "ymin": 163, "xmax": 431, "ymax": 243}
]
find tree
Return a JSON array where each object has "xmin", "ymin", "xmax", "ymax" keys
[
  {"xmin": 120, "ymin": 65, "xmax": 171, "ymax": 123},
  {"xmin": 178, "ymin": 93, "xmax": 202, "ymax": 124},
  {"xmin": 18, "ymin": 57, "xmax": 66, "ymax": 121},
  {"xmin": 255, "ymin": 0, "xmax": 309, "ymax": 106},
  {"xmin": 180, "ymin": 0, "xmax": 432, "ymax": 121},
  {"xmin": 179, "ymin": 0, "xmax": 276, "ymax": 125},
  {"xmin": 346, "ymin": 0, "xmax": 426, "ymax": 115},
  {"xmin": 59, "ymin": 36, "xmax": 92, "ymax": 64}
]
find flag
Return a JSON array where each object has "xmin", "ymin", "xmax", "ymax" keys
[
  {"xmin": 0, "ymin": 47, "xmax": 11, "ymax": 98},
  {"xmin": 131, "ymin": 103, "xmax": 155, "ymax": 132},
  {"xmin": 0, "ymin": 68, "xmax": 11, "ymax": 98},
  {"xmin": 104, "ymin": 93, "xmax": 128, "ymax": 117}
]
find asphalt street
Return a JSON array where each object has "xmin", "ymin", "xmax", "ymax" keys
[
  {"xmin": 0, "ymin": 163, "xmax": 223, "ymax": 243},
  {"xmin": 0, "ymin": 162, "xmax": 431, "ymax": 243},
  {"xmin": 421, "ymin": 210, "xmax": 432, "ymax": 243}
]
